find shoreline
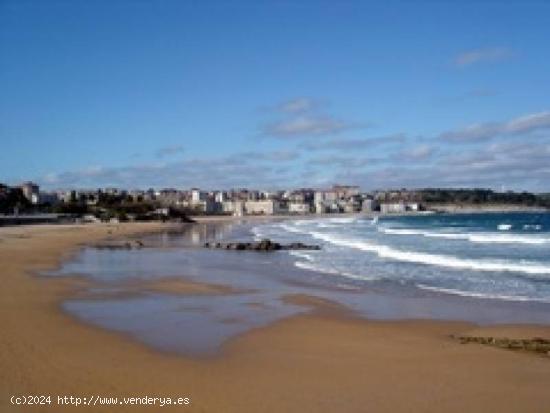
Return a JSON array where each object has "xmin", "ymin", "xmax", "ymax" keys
[
  {"xmin": 1, "ymin": 206, "xmax": 547, "ymax": 232},
  {"xmin": 191, "ymin": 206, "xmax": 549, "ymax": 221},
  {"xmin": 2, "ymin": 222, "xmax": 550, "ymax": 412}
]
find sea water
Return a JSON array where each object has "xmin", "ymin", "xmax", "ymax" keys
[{"xmin": 254, "ymin": 212, "xmax": 550, "ymax": 303}]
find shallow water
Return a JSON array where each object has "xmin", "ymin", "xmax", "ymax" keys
[{"xmin": 49, "ymin": 215, "xmax": 550, "ymax": 355}]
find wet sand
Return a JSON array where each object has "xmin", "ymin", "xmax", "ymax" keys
[{"xmin": 1, "ymin": 223, "xmax": 550, "ymax": 412}]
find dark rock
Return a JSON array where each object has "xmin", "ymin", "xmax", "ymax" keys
[
  {"xmin": 203, "ymin": 238, "xmax": 320, "ymax": 252},
  {"xmin": 453, "ymin": 335, "xmax": 550, "ymax": 356},
  {"xmin": 94, "ymin": 240, "xmax": 144, "ymax": 250}
]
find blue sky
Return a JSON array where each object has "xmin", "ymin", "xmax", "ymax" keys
[{"xmin": 1, "ymin": 0, "xmax": 550, "ymax": 191}]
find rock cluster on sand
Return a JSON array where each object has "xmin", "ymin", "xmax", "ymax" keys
[
  {"xmin": 454, "ymin": 335, "xmax": 550, "ymax": 356},
  {"xmin": 204, "ymin": 238, "xmax": 321, "ymax": 252},
  {"xmin": 92, "ymin": 240, "xmax": 145, "ymax": 250}
]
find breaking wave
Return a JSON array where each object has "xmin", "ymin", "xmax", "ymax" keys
[
  {"xmin": 308, "ymin": 231, "xmax": 550, "ymax": 276},
  {"xmin": 378, "ymin": 227, "xmax": 550, "ymax": 245},
  {"xmin": 416, "ymin": 284, "xmax": 550, "ymax": 304}
]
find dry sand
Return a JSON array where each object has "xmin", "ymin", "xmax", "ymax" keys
[{"xmin": 1, "ymin": 223, "xmax": 550, "ymax": 412}]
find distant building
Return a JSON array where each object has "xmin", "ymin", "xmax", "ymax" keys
[
  {"xmin": 245, "ymin": 200, "xmax": 284, "ymax": 215},
  {"xmin": 39, "ymin": 192, "xmax": 59, "ymax": 206},
  {"xmin": 156, "ymin": 188, "xmax": 181, "ymax": 206},
  {"xmin": 380, "ymin": 202, "xmax": 406, "ymax": 214},
  {"xmin": 57, "ymin": 190, "xmax": 76, "ymax": 203},
  {"xmin": 324, "ymin": 190, "xmax": 338, "ymax": 203},
  {"xmin": 314, "ymin": 191, "xmax": 325, "ymax": 214},
  {"xmin": 247, "ymin": 190, "xmax": 260, "ymax": 201},
  {"xmin": 288, "ymin": 202, "xmax": 310, "ymax": 214},
  {"xmin": 105, "ymin": 187, "xmax": 122, "ymax": 196},
  {"xmin": 20, "ymin": 182, "xmax": 39, "ymax": 204},
  {"xmin": 128, "ymin": 190, "xmax": 145, "ymax": 202},
  {"xmin": 343, "ymin": 202, "xmax": 357, "ymax": 213},
  {"xmin": 192, "ymin": 199, "xmax": 216, "ymax": 213},
  {"xmin": 144, "ymin": 188, "xmax": 156, "ymax": 201},
  {"xmin": 332, "ymin": 185, "xmax": 360, "ymax": 199},
  {"xmin": 362, "ymin": 198, "xmax": 379, "ymax": 212},
  {"xmin": 221, "ymin": 200, "xmax": 244, "ymax": 216},
  {"xmin": 191, "ymin": 188, "xmax": 203, "ymax": 203}
]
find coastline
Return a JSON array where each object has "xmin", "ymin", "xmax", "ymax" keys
[
  {"xmin": 425, "ymin": 204, "xmax": 549, "ymax": 214},
  {"xmin": 2, "ymin": 222, "xmax": 550, "ymax": 412},
  {"xmin": 189, "ymin": 207, "xmax": 549, "ymax": 225}
]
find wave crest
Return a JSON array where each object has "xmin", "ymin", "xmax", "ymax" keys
[
  {"xmin": 379, "ymin": 227, "xmax": 550, "ymax": 245},
  {"xmin": 310, "ymin": 231, "xmax": 550, "ymax": 276}
]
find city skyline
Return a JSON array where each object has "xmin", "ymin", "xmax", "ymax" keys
[{"xmin": 2, "ymin": 1, "xmax": 550, "ymax": 191}]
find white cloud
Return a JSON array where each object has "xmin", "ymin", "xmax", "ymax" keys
[
  {"xmin": 261, "ymin": 97, "xmax": 364, "ymax": 138},
  {"xmin": 440, "ymin": 111, "xmax": 550, "ymax": 141},
  {"xmin": 262, "ymin": 115, "xmax": 353, "ymax": 137},
  {"xmin": 38, "ymin": 150, "xmax": 302, "ymax": 190},
  {"xmin": 454, "ymin": 47, "xmax": 514, "ymax": 67},
  {"xmin": 398, "ymin": 144, "xmax": 434, "ymax": 160},
  {"xmin": 331, "ymin": 138, "xmax": 550, "ymax": 191},
  {"xmin": 301, "ymin": 133, "xmax": 405, "ymax": 151},
  {"xmin": 278, "ymin": 97, "xmax": 316, "ymax": 113}
]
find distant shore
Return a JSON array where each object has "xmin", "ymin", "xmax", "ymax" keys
[
  {"xmin": 1, "ymin": 205, "xmax": 547, "ymax": 229},
  {"xmin": 191, "ymin": 206, "xmax": 549, "ymax": 223},
  {"xmin": 426, "ymin": 204, "xmax": 549, "ymax": 213},
  {"xmin": 2, "ymin": 222, "xmax": 550, "ymax": 412}
]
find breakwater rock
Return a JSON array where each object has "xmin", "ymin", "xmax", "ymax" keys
[{"xmin": 204, "ymin": 238, "xmax": 321, "ymax": 252}]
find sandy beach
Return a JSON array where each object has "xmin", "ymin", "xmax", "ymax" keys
[{"xmin": 1, "ymin": 222, "xmax": 550, "ymax": 412}]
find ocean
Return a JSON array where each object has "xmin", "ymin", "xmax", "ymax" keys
[{"xmin": 254, "ymin": 212, "xmax": 550, "ymax": 303}]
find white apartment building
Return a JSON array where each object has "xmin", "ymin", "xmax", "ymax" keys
[
  {"xmin": 222, "ymin": 200, "xmax": 245, "ymax": 216},
  {"xmin": 288, "ymin": 202, "xmax": 310, "ymax": 214},
  {"xmin": 245, "ymin": 200, "xmax": 284, "ymax": 215},
  {"xmin": 380, "ymin": 202, "xmax": 406, "ymax": 214},
  {"xmin": 191, "ymin": 188, "xmax": 204, "ymax": 203},
  {"xmin": 20, "ymin": 182, "xmax": 39, "ymax": 204}
]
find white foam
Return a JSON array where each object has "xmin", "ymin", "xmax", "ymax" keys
[
  {"xmin": 379, "ymin": 227, "xmax": 550, "ymax": 245},
  {"xmin": 316, "ymin": 223, "xmax": 336, "ymax": 228},
  {"xmin": 251, "ymin": 226, "xmax": 265, "ymax": 241},
  {"xmin": 294, "ymin": 260, "xmax": 377, "ymax": 281},
  {"xmin": 327, "ymin": 217, "xmax": 356, "ymax": 224},
  {"xmin": 309, "ymin": 231, "xmax": 550, "ymax": 276},
  {"xmin": 290, "ymin": 250, "xmax": 377, "ymax": 281},
  {"xmin": 468, "ymin": 233, "xmax": 550, "ymax": 245},
  {"xmin": 288, "ymin": 250, "xmax": 315, "ymax": 262},
  {"xmin": 523, "ymin": 224, "xmax": 542, "ymax": 231},
  {"xmin": 416, "ymin": 284, "xmax": 550, "ymax": 303},
  {"xmin": 380, "ymin": 228, "xmax": 432, "ymax": 236},
  {"xmin": 294, "ymin": 260, "xmax": 337, "ymax": 274},
  {"xmin": 497, "ymin": 224, "xmax": 512, "ymax": 231},
  {"xmin": 278, "ymin": 223, "xmax": 302, "ymax": 233}
]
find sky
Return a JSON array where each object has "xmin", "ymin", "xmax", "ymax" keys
[{"xmin": 1, "ymin": 0, "xmax": 550, "ymax": 191}]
